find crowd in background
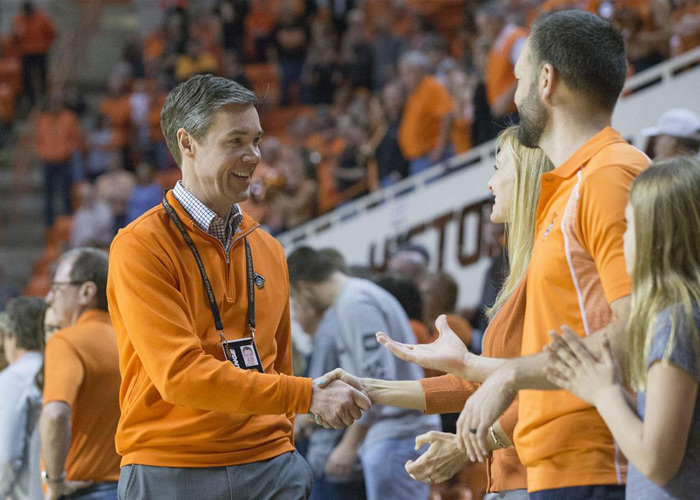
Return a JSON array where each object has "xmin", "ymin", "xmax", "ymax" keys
[{"xmin": 20, "ymin": 0, "xmax": 700, "ymax": 241}]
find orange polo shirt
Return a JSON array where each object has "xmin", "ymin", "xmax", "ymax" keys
[
  {"xmin": 398, "ymin": 75, "xmax": 453, "ymax": 160},
  {"xmin": 107, "ymin": 190, "xmax": 313, "ymax": 468},
  {"xmin": 515, "ymin": 127, "xmax": 649, "ymax": 492},
  {"xmin": 421, "ymin": 277, "xmax": 528, "ymax": 493},
  {"xmin": 43, "ymin": 310, "xmax": 121, "ymax": 482}
]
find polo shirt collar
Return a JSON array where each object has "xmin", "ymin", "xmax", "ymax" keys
[
  {"xmin": 75, "ymin": 309, "xmax": 112, "ymax": 326},
  {"xmin": 549, "ymin": 126, "xmax": 627, "ymax": 179}
]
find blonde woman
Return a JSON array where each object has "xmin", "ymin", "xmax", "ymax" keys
[
  {"xmin": 321, "ymin": 127, "xmax": 552, "ymax": 500},
  {"xmin": 546, "ymin": 156, "xmax": 700, "ymax": 500}
]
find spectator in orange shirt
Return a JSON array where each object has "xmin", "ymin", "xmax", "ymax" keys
[
  {"xmin": 398, "ymin": 51, "xmax": 454, "ymax": 176},
  {"xmin": 477, "ymin": 3, "xmax": 527, "ymax": 125},
  {"xmin": 12, "ymin": 1, "xmax": 56, "ymax": 107},
  {"xmin": 35, "ymin": 94, "xmax": 80, "ymax": 226},
  {"xmin": 40, "ymin": 248, "xmax": 120, "ymax": 500}
]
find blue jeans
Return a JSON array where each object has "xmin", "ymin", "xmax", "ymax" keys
[
  {"xmin": 62, "ymin": 482, "xmax": 117, "ymax": 500},
  {"xmin": 43, "ymin": 161, "xmax": 73, "ymax": 226},
  {"xmin": 529, "ymin": 485, "xmax": 625, "ymax": 500},
  {"xmin": 360, "ymin": 437, "xmax": 429, "ymax": 500}
]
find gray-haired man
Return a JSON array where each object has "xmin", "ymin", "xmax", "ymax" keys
[{"xmin": 107, "ymin": 75, "xmax": 370, "ymax": 500}]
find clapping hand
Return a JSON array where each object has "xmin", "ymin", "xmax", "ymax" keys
[
  {"xmin": 544, "ymin": 327, "xmax": 621, "ymax": 406},
  {"xmin": 405, "ymin": 431, "xmax": 469, "ymax": 485}
]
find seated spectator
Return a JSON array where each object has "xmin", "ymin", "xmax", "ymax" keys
[
  {"xmin": 86, "ymin": 114, "xmax": 117, "ymax": 182},
  {"xmin": 146, "ymin": 77, "xmax": 171, "ymax": 170},
  {"xmin": 246, "ymin": 0, "xmax": 278, "ymax": 62},
  {"xmin": 270, "ymin": 148, "xmax": 318, "ymax": 233},
  {"xmin": 221, "ymin": 51, "xmax": 251, "ymax": 89},
  {"xmin": 130, "ymin": 79, "xmax": 151, "ymax": 154},
  {"xmin": 446, "ymin": 68, "xmax": 475, "ymax": 155},
  {"xmin": 371, "ymin": 15, "xmax": 407, "ymax": 90},
  {"xmin": 70, "ymin": 183, "xmax": 114, "ymax": 249},
  {"xmin": 671, "ymin": 0, "xmax": 700, "ymax": 56},
  {"xmin": 642, "ymin": 108, "xmax": 700, "ymax": 160},
  {"xmin": 304, "ymin": 38, "xmax": 342, "ymax": 105},
  {"xmin": 340, "ymin": 9, "xmax": 374, "ymax": 91},
  {"xmin": 0, "ymin": 297, "xmax": 48, "ymax": 500},
  {"xmin": 397, "ymin": 51, "xmax": 454, "ymax": 175},
  {"xmin": 373, "ymin": 81, "xmax": 410, "ymax": 188},
  {"xmin": 99, "ymin": 76, "xmax": 133, "ymax": 171},
  {"xmin": 387, "ymin": 244, "xmax": 430, "ymax": 284},
  {"xmin": 36, "ymin": 93, "xmax": 80, "ymax": 226},
  {"xmin": 334, "ymin": 120, "xmax": 371, "ymax": 199},
  {"xmin": 272, "ymin": 5, "xmax": 310, "ymax": 105},
  {"xmin": 420, "ymin": 271, "xmax": 472, "ymax": 349},
  {"xmin": 126, "ymin": 163, "xmax": 162, "ymax": 224},
  {"xmin": 610, "ymin": 1, "xmax": 671, "ymax": 74},
  {"xmin": 477, "ymin": 2, "xmax": 527, "ymax": 124},
  {"xmin": 216, "ymin": 0, "xmax": 249, "ymax": 59},
  {"xmin": 375, "ymin": 273, "xmax": 428, "ymax": 347},
  {"xmin": 95, "ymin": 156, "xmax": 136, "ymax": 232},
  {"xmin": 175, "ymin": 38, "xmax": 220, "ymax": 82},
  {"xmin": 12, "ymin": 1, "xmax": 56, "ymax": 109},
  {"xmin": 422, "ymin": 33, "xmax": 457, "ymax": 85}
]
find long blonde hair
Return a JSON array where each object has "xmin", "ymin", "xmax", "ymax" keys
[
  {"xmin": 487, "ymin": 127, "xmax": 553, "ymax": 318},
  {"xmin": 628, "ymin": 156, "xmax": 700, "ymax": 389}
]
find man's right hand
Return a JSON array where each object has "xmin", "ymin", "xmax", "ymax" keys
[{"xmin": 308, "ymin": 379, "xmax": 371, "ymax": 429}]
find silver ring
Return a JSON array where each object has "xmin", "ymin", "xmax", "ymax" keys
[{"xmin": 427, "ymin": 476, "xmax": 432, "ymax": 483}]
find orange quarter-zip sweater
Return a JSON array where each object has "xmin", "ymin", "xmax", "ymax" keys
[{"xmin": 107, "ymin": 190, "xmax": 313, "ymax": 468}]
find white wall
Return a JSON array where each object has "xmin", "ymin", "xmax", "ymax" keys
[{"xmin": 279, "ymin": 47, "xmax": 700, "ymax": 307}]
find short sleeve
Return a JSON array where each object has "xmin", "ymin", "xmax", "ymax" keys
[
  {"xmin": 648, "ymin": 305, "xmax": 700, "ymax": 383},
  {"xmin": 577, "ymin": 166, "xmax": 635, "ymax": 304},
  {"xmin": 43, "ymin": 336, "xmax": 85, "ymax": 406}
]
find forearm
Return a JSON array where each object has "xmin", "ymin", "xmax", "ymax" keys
[
  {"xmin": 39, "ymin": 407, "xmax": 71, "ymax": 479},
  {"xmin": 461, "ymin": 354, "xmax": 508, "ymax": 383},
  {"xmin": 364, "ymin": 379, "xmax": 426, "ymax": 411},
  {"xmin": 338, "ymin": 421, "xmax": 369, "ymax": 450},
  {"xmin": 594, "ymin": 386, "xmax": 652, "ymax": 475}
]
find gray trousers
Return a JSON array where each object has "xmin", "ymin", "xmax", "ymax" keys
[{"xmin": 117, "ymin": 451, "xmax": 313, "ymax": 500}]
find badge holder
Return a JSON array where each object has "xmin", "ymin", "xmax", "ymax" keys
[{"xmin": 163, "ymin": 193, "xmax": 264, "ymax": 373}]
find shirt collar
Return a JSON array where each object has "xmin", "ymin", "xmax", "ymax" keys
[
  {"xmin": 549, "ymin": 127, "xmax": 627, "ymax": 179},
  {"xmin": 172, "ymin": 180, "xmax": 243, "ymax": 236}
]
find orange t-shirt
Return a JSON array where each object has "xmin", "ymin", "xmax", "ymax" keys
[
  {"xmin": 43, "ymin": 310, "xmax": 121, "ymax": 482},
  {"xmin": 12, "ymin": 10, "xmax": 55, "ymax": 55},
  {"xmin": 107, "ymin": 190, "xmax": 313, "ymax": 467},
  {"xmin": 515, "ymin": 127, "xmax": 649, "ymax": 492},
  {"xmin": 398, "ymin": 75, "xmax": 453, "ymax": 160},
  {"xmin": 421, "ymin": 277, "xmax": 528, "ymax": 493},
  {"xmin": 100, "ymin": 96, "xmax": 132, "ymax": 148},
  {"xmin": 485, "ymin": 24, "xmax": 528, "ymax": 116},
  {"xmin": 35, "ymin": 110, "xmax": 80, "ymax": 163}
]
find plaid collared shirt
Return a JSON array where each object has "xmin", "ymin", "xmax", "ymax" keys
[{"xmin": 172, "ymin": 180, "xmax": 243, "ymax": 252}]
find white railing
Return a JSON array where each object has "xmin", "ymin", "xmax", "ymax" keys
[{"xmin": 277, "ymin": 46, "xmax": 700, "ymax": 305}]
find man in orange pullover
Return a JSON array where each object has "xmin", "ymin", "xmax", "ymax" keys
[{"xmin": 107, "ymin": 75, "xmax": 371, "ymax": 500}]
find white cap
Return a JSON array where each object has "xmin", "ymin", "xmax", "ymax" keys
[{"xmin": 642, "ymin": 108, "xmax": 700, "ymax": 140}]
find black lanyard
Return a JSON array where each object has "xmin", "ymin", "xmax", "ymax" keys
[{"xmin": 162, "ymin": 193, "xmax": 256, "ymax": 341}]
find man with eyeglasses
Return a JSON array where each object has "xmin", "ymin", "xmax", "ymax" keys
[{"xmin": 40, "ymin": 248, "xmax": 120, "ymax": 500}]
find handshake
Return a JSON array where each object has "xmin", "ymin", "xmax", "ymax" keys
[{"xmin": 306, "ymin": 369, "xmax": 372, "ymax": 429}]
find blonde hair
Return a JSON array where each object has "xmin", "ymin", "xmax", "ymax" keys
[
  {"xmin": 628, "ymin": 156, "xmax": 700, "ymax": 389},
  {"xmin": 487, "ymin": 127, "xmax": 553, "ymax": 318}
]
